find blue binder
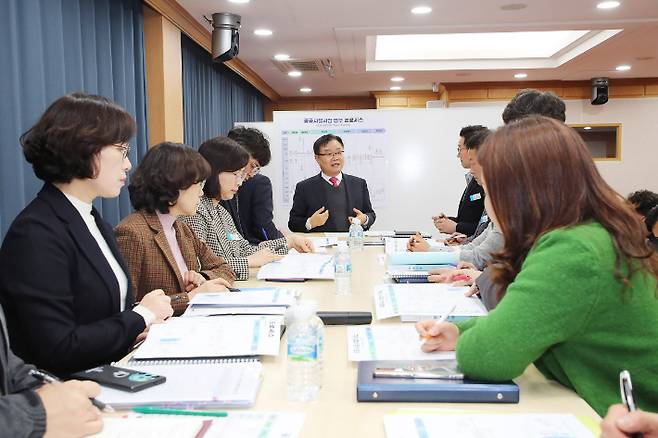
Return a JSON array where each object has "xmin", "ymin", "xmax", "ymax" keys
[{"xmin": 357, "ymin": 361, "xmax": 519, "ymax": 403}]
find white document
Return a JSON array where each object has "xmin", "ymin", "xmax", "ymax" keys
[
  {"xmin": 94, "ymin": 412, "xmax": 305, "ymax": 438},
  {"xmin": 98, "ymin": 361, "xmax": 262, "ymax": 408},
  {"xmin": 384, "ymin": 413, "xmax": 595, "ymax": 438},
  {"xmin": 309, "ymin": 236, "xmax": 339, "ymax": 248},
  {"xmin": 365, "ymin": 230, "xmax": 395, "ymax": 237},
  {"xmin": 256, "ymin": 253, "xmax": 335, "ymax": 280},
  {"xmin": 347, "ymin": 324, "xmax": 456, "ymax": 361},
  {"xmin": 133, "ymin": 315, "xmax": 283, "ymax": 359},
  {"xmin": 373, "ymin": 283, "xmax": 488, "ymax": 320},
  {"xmin": 92, "ymin": 417, "xmax": 206, "ymax": 438},
  {"xmin": 189, "ymin": 288, "xmax": 297, "ymax": 307},
  {"xmin": 204, "ymin": 412, "xmax": 305, "ymax": 438},
  {"xmin": 183, "ymin": 306, "xmax": 287, "ymax": 317}
]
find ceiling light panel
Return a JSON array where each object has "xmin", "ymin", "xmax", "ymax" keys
[{"xmin": 375, "ymin": 31, "xmax": 590, "ymax": 61}]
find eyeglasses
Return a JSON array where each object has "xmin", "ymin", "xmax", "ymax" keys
[
  {"xmin": 232, "ymin": 170, "xmax": 246, "ymax": 182},
  {"xmin": 316, "ymin": 150, "xmax": 344, "ymax": 158},
  {"xmin": 249, "ymin": 160, "xmax": 261, "ymax": 175},
  {"xmin": 114, "ymin": 143, "xmax": 131, "ymax": 159}
]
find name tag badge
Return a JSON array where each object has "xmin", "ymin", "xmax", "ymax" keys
[
  {"xmin": 226, "ymin": 233, "xmax": 240, "ymax": 241},
  {"xmin": 469, "ymin": 193, "xmax": 482, "ymax": 202},
  {"xmin": 480, "ymin": 214, "xmax": 489, "ymax": 224}
]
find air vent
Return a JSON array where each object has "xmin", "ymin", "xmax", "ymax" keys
[{"xmin": 272, "ymin": 58, "xmax": 326, "ymax": 73}]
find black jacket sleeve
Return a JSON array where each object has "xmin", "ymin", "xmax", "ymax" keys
[
  {"xmin": 0, "ymin": 307, "xmax": 46, "ymax": 438},
  {"xmin": 249, "ymin": 176, "xmax": 283, "ymax": 241},
  {"xmin": 288, "ymin": 182, "xmax": 311, "ymax": 232},
  {"xmin": 360, "ymin": 180, "xmax": 376, "ymax": 230}
]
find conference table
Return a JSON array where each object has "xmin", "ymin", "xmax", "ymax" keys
[{"xmin": 119, "ymin": 240, "xmax": 601, "ymax": 437}]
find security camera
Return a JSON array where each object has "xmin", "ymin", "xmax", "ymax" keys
[
  {"xmin": 209, "ymin": 13, "xmax": 241, "ymax": 63},
  {"xmin": 591, "ymin": 77, "xmax": 609, "ymax": 105}
]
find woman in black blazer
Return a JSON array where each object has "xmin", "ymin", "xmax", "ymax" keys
[{"xmin": 0, "ymin": 92, "xmax": 173, "ymax": 376}]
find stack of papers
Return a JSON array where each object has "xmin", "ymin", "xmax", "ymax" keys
[
  {"xmin": 384, "ymin": 412, "xmax": 595, "ymax": 438},
  {"xmin": 256, "ymin": 253, "xmax": 335, "ymax": 280},
  {"xmin": 347, "ymin": 324, "xmax": 456, "ymax": 361},
  {"xmin": 133, "ymin": 315, "xmax": 283, "ymax": 360},
  {"xmin": 183, "ymin": 288, "xmax": 297, "ymax": 317},
  {"xmin": 98, "ymin": 361, "xmax": 263, "ymax": 408},
  {"xmin": 373, "ymin": 283, "xmax": 487, "ymax": 322}
]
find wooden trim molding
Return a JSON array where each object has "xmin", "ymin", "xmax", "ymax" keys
[
  {"xmin": 142, "ymin": 0, "xmax": 280, "ymax": 101},
  {"xmin": 265, "ymin": 96, "xmax": 376, "ymax": 121},
  {"xmin": 444, "ymin": 78, "xmax": 658, "ymax": 103}
]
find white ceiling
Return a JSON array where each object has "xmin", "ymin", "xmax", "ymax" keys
[{"xmin": 177, "ymin": 0, "xmax": 658, "ymax": 98}]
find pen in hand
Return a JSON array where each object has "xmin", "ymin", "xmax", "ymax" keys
[
  {"xmin": 420, "ymin": 303, "xmax": 457, "ymax": 343},
  {"xmin": 29, "ymin": 369, "xmax": 114, "ymax": 413}
]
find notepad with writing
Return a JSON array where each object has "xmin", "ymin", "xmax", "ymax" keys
[
  {"xmin": 357, "ymin": 360, "xmax": 519, "ymax": 403},
  {"xmin": 97, "ymin": 359, "xmax": 262, "ymax": 408}
]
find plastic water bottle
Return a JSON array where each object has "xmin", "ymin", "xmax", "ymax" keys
[
  {"xmin": 286, "ymin": 301, "xmax": 324, "ymax": 401},
  {"xmin": 334, "ymin": 242, "xmax": 352, "ymax": 295},
  {"xmin": 348, "ymin": 217, "xmax": 364, "ymax": 251}
]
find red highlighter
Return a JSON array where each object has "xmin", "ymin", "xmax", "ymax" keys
[{"xmin": 452, "ymin": 274, "xmax": 471, "ymax": 282}]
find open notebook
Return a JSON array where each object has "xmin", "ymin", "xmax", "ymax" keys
[{"xmin": 97, "ymin": 359, "xmax": 262, "ymax": 408}]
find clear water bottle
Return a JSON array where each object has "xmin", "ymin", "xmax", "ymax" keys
[
  {"xmin": 348, "ymin": 217, "xmax": 364, "ymax": 251},
  {"xmin": 286, "ymin": 301, "xmax": 324, "ymax": 402},
  {"xmin": 334, "ymin": 242, "xmax": 352, "ymax": 295}
]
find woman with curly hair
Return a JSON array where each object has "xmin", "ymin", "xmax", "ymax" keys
[
  {"xmin": 417, "ymin": 116, "xmax": 658, "ymax": 416},
  {"xmin": 115, "ymin": 142, "xmax": 235, "ymax": 315}
]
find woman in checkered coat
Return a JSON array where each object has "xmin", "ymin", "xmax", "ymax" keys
[{"xmin": 181, "ymin": 136, "xmax": 313, "ymax": 281}]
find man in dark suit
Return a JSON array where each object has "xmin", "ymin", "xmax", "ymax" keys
[
  {"xmin": 433, "ymin": 125, "xmax": 488, "ymax": 237},
  {"xmin": 289, "ymin": 134, "xmax": 376, "ymax": 232},
  {"xmin": 226, "ymin": 127, "xmax": 284, "ymax": 244}
]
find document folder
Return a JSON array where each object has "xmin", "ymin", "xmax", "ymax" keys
[{"xmin": 357, "ymin": 360, "xmax": 519, "ymax": 403}]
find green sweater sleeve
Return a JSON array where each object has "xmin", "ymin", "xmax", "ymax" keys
[{"xmin": 455, "ymin": 228, "xmax": 603, "ymax": 381}]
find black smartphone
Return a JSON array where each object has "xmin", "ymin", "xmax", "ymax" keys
[{"xmin": 71, "ymin": 365, "xmax": 166, "ymax": 392}]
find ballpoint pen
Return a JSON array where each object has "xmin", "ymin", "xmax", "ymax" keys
[
  {"xmin": 620, "ymin": 370, "xmax": 643, "ymax": 438},
  {"xmin": 420, "ymin": 303, "xmax": 457, "ymax": 343},
  {"xmin": 29, "ymin": 369, "xmax": 114, "ymax": 412}
]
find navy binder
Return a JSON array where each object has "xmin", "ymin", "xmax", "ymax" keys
[{"xmin": 357, "ymin": 361, "xmax": 519, "ymax": 403}]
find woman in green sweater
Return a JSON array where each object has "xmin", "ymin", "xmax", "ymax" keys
[{"xmin": 417, "ymin": 116, "xmax": 658, "ymax": 416}]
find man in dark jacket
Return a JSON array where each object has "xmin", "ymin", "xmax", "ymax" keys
[
  {"xmin": 433, "ymin": 125, "xmax": 488, "ymax": 237},
  {"xmin": 289, "ymin": 134, "xmax": 375, "ymax": 232},
  {"xmin": 226, "ymin": 127, "xmax": 284, "ymax": 244}
]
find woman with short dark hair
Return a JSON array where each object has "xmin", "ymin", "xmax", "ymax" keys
[
  {"xmin": 417, "ymin": 116, "xmax": 658, "ymax": 416},
  {"xmin": 0, "ymin": 92, "xmax": 173, "ymax": 376},
  {"xmin": 181, "ymin": 136, "xmax": 313, "ymax": 281},
  {"xmin": 115, "ymin": 142, "xmax": 236, "ymax": 315}
]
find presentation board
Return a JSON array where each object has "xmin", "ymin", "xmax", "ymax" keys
[{"xmin": 238, "ymin": 107, "xmax": 504, "ymax": 233}]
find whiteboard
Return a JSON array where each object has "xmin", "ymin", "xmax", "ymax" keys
[{"xmin": 238, "ymin": 107, "xmax": 504, "ymax": 233}]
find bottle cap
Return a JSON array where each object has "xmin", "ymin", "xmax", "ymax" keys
[{"xmin": 351, "ymin": 217, "xmax": 361, "ymax": 226}]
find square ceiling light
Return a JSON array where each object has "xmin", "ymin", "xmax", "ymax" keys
[{"xmin": 367, "ymin": 29, "xmax": 622, "ymax": 71}]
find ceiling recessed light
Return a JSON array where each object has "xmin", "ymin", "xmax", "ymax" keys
[
  {"xmin": 597, "ymin": 1, "xmax": 620, "ymax": 9},
  {"xmin": 274, "ymin": 53, "xmax": 290, "ymax": 61},
  {"xmin": 500, "ymin": 3, "xmax": 527, "ymax": 11},
  {"xmin": 615, "ymin": 64, "xmax": 631, "ymax": 71},
  {"xmin": 390, "ymin": 76, "xmax": 405, "ymax": 82},
  {"xmin": 300, "ymin": 87, "xmax": 312, "ymax": 93},
  {"xmin": 254, "ymin": 29, "xmax": 273, "ymax": 36},
  {"xmin": 288, "ymin": 71, "xmax": 302, "ymax": 77},
  {"xmin": 584, "ymin": 126, "xmax": 592, "ymax": 130},
  {"xmin": 411, "ymin": 6, "xmax": 432, "ymax": 14},
  {"xmin": 228, "ymin": 0, "xmax": 250, "ymax": 3},
  {"xmin": 390, "ymin": 86, "xmax": 402, "ymax": 91},
  {"xmin": 514, "ymin": 72, "xmax": 528, "ymax": 79}
]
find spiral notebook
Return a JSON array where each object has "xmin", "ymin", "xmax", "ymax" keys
[{"xmin": 97, "ymin": 359, "xmax": 262, "ymax": 408}]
